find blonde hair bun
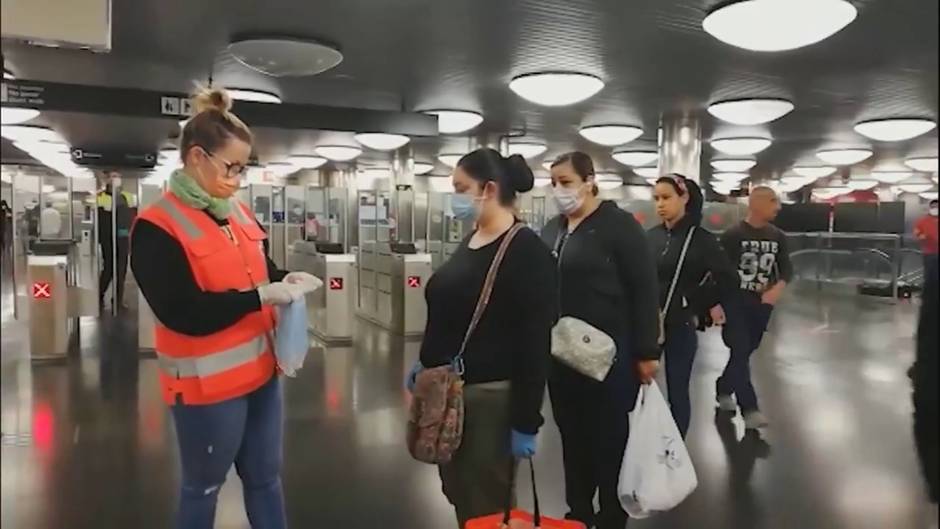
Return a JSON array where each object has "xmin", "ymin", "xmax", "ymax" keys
[{"xmin": 192, "ymin": 87, "xmax": 233, "ymax": 114}]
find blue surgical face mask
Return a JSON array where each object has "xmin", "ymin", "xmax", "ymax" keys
[
  {"xmin": 450, "ymin": 192, "xmax": 482, "ymax": 221},
  {"xmin": 552, "ymin": 184, "xmax": 586, "ymax": 215}
]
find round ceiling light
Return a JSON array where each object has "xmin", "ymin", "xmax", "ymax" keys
[
  {"xmin": 920, "ymin": 191, "xmax": 939, "ymax": 200},
  {"xmin": 816, "ymin": 148, "xmax": 873, "ymax": 165},
  {"xmin": 711, "ymin": 159, "xmax": 757, "ymax": 172},
  {"xmin": 847, "ymin": 179, "xmax": 879, "ymax": 191},
  {"xmin": 509, "ymin": 72, "xmax": 604, "ymax": 107},
  {"xmin": 854, "ymin": 119, "xmax": 937, "ymax": 142},
  {"xmin": 771, "ymin": 179, "xmax": 806, "ymax": 193},
  {"xmin": 423, "ymin": 110, "xmax": 483, "ymax": 135},
  {"xmin": 872, "ymin": 171, "xmax": 912, "ymax": 184},
  {"xmin": 354, "ymin": 133, "xmax": 411, "ymax": 151},
  {"xmin": 579, "ymin": 125, "xmax": 644, "ymax": 146},
  {"xmin": 227, "ymin": 88, "xmax": 282, "ymax": 104},
  {"xmin": 413, "ymin": 162, "xmax": 435, "ymax": 175},
  {"xmin": 793, "ymin": 166, "xmax": 837, "ymax": 179},
  {"xmin": 1, "ymin": 107, "xmax": 40, "ymax": 125},
  {"xmin": 711, "ymin": 137, "xmax": 772, "ymax": 156},
  {"xmin": 1, "ymin": 124, "xmax": 62, "ymax": 143},
  {"xmin": 782, "ymin": 175, "xmax": 815, "ymax": 186},
  {"xmin": 533, "ymin": 177, "xmax": 552, "ymax": 188},
  {"xmin": 634, "ymin": 167, "xmax": 660, "ymax": 179},
  {"xmin": 227, "ymin": 36, "xmax": 343, "ymax": 77},
  {"xmin": 314, "ymin": 145, "xmax": 362, "ymax": 162},
  {"xmin": 702, "ymin": 0, "xmax": 858, "ymax": 52},
  {"xmin": 542, "ymin": 161, "xmax": 555, "ymax": 172},
  {"xmin": 507, "ymin": 142, "xmax": 548, "ymax": 159},
  {"xmin": 13, "ymin": 140, "xmax": 68, "ymax": 156},
  {"xmin": 613, "ymin": 150, "xmax": 659, "ymax": 167},
  {"xmin": 707, "ymin": 98, "xmax": 794, "ymax": 125},
  {"xmin": 813, "ymin": 187, "xmax": 849, "ymax": 200},
  {"xmin": 713, "ymin": 172, "xmax": 751, "ymax": 182},
  {"xmin": 267, "ymin": 162, "xmax": 298, "ymax": 176},
  {"xmin": 596, "ymin": 173, "xmax": 624, "ymax": 190},
  {"xmin": 898, "ymin": 177, "xmax": 935, "ymax": 194},
  {"xmin": 438, "ymin": 153, "xmax": 465, "ymax": 168},
  {"xmin": 905, "ymin": 157, "xmax": 939, "ymax": 172},
  {"xmin": 287, "ymin": 155, "xmax": 327, "ymax": 169},
  {"xmin": 2, "ymin": 69, "xmax": 14, "ymax": 80}
]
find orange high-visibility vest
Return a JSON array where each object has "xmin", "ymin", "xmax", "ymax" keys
[{"xmin": 136, "ymin": 192, "xmax": 277, "ymax": 405}]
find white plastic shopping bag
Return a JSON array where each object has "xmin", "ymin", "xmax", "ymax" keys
[{"xmin": 618, "ymin": 381, "xmax": 698, "ymax": 519}]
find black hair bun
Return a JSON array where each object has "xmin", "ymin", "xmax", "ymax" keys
[{"xmin": 503, "ymin": 153, "xmax": 535, "ymax": 193}]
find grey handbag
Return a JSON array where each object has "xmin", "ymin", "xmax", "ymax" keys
[
  {"xmin": 551, "ymin": 316, "xmax": 617, "ymax": 381},
  {"xmin": 549, "ymin": 224, "xmax": 618, "ymax": 381}
]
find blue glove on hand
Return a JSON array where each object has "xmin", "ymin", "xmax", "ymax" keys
[
  {"xmin": 511, "ymin": 429, "xmax": 537, "ymax": 458},
  {"xmin": 405, "ymin": 360, "xmax": 423, "ymax": 393}
]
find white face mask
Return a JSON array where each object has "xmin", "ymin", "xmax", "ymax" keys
[
  {"xmin": 930, "ymin": 207, "xmax": 938, "ymax": 217},
  {"xmin": 552, "ymin": 184, "xmax": 586, "ymax": 215}
]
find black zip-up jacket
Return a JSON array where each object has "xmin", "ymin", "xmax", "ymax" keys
[
  {"xmin": 647, "ymin": 216, "xmax": 738, "ymax": 326},
  {"xmin": 542, "ymin": 201, "xmax": 661, "ymax": 363}
]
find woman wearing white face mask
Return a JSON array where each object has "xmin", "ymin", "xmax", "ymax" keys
[
  {"xmin": 541, "ymin": 152, "xmax": 661, "ymax": 529},
  {"xmin": 407, "ymin": 147, "xmax": 557, "ymax": 527}
]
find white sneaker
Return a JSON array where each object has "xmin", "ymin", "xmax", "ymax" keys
[
  {"xmin": 743, "ymin": 410, "xmax": 769, "ymax": 430},
  {"xmin": 717, "ymin": 394, "xmax": 737, "ymax": 412}
]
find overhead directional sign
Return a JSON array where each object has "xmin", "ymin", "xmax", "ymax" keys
[{"xmin": 0, "ymin": 79, "xmax": 438, "ymax": 137}]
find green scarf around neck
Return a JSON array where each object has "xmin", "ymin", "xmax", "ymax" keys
[{"xmin": 169, "ymin": 169, "xmax": 232, "ymax": 220}]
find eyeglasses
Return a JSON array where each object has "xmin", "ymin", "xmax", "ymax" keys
[{"xmin": 200, "ymin": 147, "xmax": 248, "ymax": 179}]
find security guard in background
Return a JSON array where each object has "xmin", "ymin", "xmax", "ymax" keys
[{"xmin": 97, "ymin": 170, "xmax": 136, "ymax": 309}]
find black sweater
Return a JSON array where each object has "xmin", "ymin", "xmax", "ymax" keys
[
  {"xmin": 647, "ymin": 216, "xmax": 738, "ymax": 325},
  {"xmin": 130, "ymin": 213, "xmax": 287, "ymax": 337},
  {"xmin": 419, "ymin": 226, "xmax": 556, "ymax": 435},
  {"xmin": 541, "ymin": 201, "xmax": 661, "ymax": 363}
]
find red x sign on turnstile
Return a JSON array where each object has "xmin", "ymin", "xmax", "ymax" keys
[
  {"xmin": 407, "ymin": 276, "xmax": 421, "ymax": 289},
  {"xmin": 32, "ymin": 282, "xmax": 51, "ymax": 299},
  {"xmin": 329, "ymin": 277, "xmax": 344, "ymax": 290}
]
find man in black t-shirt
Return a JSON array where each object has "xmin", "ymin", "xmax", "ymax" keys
[{"xmin": 717, "ymin": 186, "xmax": 792, "ymax": 430}]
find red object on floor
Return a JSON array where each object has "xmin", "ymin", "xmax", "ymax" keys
[{"xmin": 465, "ymin": 510, "xmax": 586, "ymax": 529}]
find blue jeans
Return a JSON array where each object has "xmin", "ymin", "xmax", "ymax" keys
[
  {"xmin": 717, "ymin": 296, "xmax": 774, "ymax": 413},
  {"xmin": 664, "ymin": 319, "xmax": 698, "ymax": 438},
  {"xmin": 171, "ymin": 376, "xmax": 286, "ymax": 529}
]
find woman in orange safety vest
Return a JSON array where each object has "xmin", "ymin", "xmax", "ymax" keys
[{"xmin": 131, "ymin": 87, "xmax": 316, "ymax": 529}]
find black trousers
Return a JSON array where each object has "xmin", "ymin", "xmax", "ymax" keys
[
  {"xmin": 99, "ymin": 236, "xmax": 129, "ymax": 305},
  {"xmin": 550, "ymin": 360, "xmax": 632, "ymax": 529}
]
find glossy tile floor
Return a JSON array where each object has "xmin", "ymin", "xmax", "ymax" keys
[{"xmin": 1, "ymin": 264, "xmax": 935, "ymax": 528}]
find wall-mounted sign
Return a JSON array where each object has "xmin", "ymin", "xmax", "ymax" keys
[{"xmin": 32, "ymin": 282, "xmax": 51, "ymax": 299}]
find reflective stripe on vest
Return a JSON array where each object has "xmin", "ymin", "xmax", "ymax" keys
[
  {"xmin": 230, "ymin": 200, "xmax": 251, "ymax": 225},
  {"xmin": 156, "ymin": 335, "xmax": 267, "ymax": 378},
  {"xmin": 151, "ymin": 196, "xmax": 203, "ymax": 239}
]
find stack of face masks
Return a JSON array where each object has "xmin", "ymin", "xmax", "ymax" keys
[{"xmin": 275, "ymin": 297, "xmax": 310, "ymax": 377}]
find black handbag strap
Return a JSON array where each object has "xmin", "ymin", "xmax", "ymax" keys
[
  {"xmin": 452, "ymin": 223, "xmax": 524, "ymax": 375},
  {"xmin": 503, "ymin": 458, "xmax": 541, "ymax": 527}
]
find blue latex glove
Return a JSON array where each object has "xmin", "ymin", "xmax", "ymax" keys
[
  {"xmin": 511, "ymin": 429, "xmax": 537, "ymax": 458},
  {"xmin": 405, "ymin": 360, "xmax": 423, "ymax": 393}
]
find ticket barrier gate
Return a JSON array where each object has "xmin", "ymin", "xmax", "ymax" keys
[
  {"xmin": 26, "ymin": 240, "xmax": 96, "ymax": 360},
  {"xmin": 356, "ymin": 242, "xmax": 431, "ymax": 337},
  {"xmin": 289, "ymin": 241, "xmax": 357, "ymax": 344}
]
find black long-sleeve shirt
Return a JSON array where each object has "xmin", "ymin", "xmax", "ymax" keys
[
  {"xmin": 541, "ymin": 201, "xmax": 661, "ymax": 363},
  {"xmin": 130, "ymin": 212, "xmax": 286, "ymax": 337},
  {"xmin": 419, "ymin": 226, "xmax": 556, "ymax": 434},
  {"xmin": 648, "ymin": 216, "xmax": 738, "ymax": 325},
  {"xmin": 720, "ymin": 220, "xmax": 793, "ymax": 296}
]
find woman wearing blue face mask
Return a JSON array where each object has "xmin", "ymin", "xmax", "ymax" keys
[
  {"xmin": 408, "ymin": 148, "xmax": 557, "ymax": 527},
  {"xmin": 541, "ymin": 151, "xmax": 661, "ymax": 529}
]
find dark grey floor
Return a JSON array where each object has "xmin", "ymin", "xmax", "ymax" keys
[{"xmin": 1, "ymin": 269, "xmax": 935, "ymax": 529}]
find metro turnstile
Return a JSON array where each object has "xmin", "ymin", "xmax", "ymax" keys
[
  {"xmin": 27, "ymin": 254, "xmax": 72, "ymax": 359},
  {"xmin": 356, "ymin": 243, "xmax": 431, "ymax": 337},
  {"xmin": 289, "ymin": 241, "xmax": 357, "ymax": 343}
]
